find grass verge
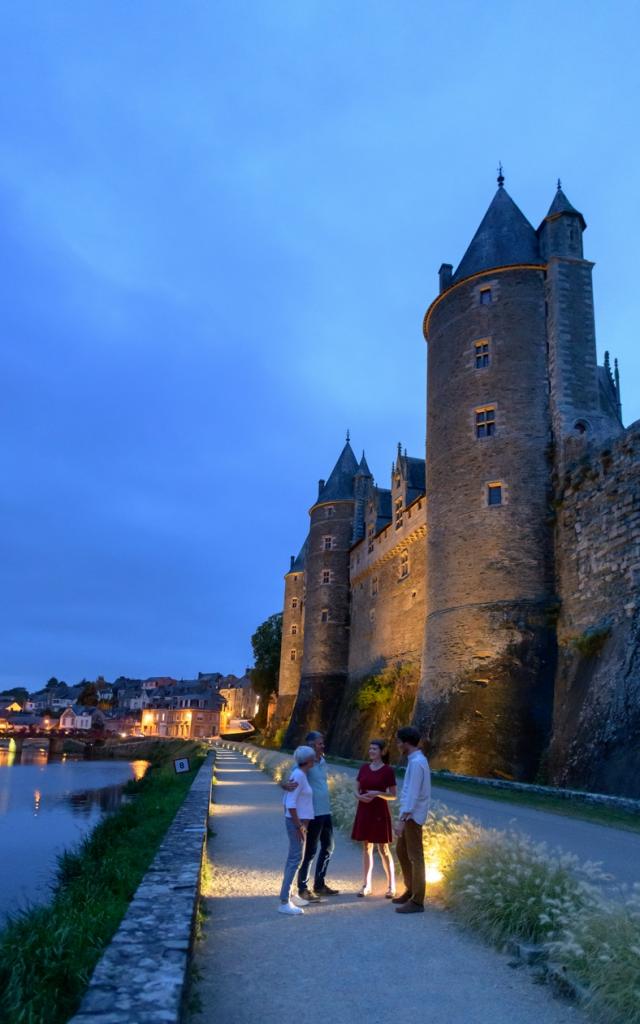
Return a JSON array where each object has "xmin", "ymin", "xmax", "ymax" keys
[{"xmin": 0, "ymin": 738, "xmax": 208, "ymax": 1024}]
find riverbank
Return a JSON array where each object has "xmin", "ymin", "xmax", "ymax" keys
[{"xmin": 0, "ymin": 738, "xmax": 207, "ymax": 1024}]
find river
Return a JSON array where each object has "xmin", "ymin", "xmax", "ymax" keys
[{"xmin": 0, "ymin": 746, "xmax": 148, "ymax": 923}]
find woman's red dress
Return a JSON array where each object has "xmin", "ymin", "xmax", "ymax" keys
[{"xmin": 351, "ymin": 763, "xmax": 396, "ymax": 843}]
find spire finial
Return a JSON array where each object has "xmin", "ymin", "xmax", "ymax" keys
[
  {"xmin": 557, "ymin": 177, "xmax": 562, "ymax": 192},
  {"xmin": 497, "ymin": 162, "xmax": 504, "ymax": 188},
  {"xmin": 346, "ymin": 429, "xmax": 350, "ymax": 443}
]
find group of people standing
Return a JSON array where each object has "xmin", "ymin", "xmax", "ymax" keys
[{"xmin": 278, "ymin": 726, "xmax": 431, "ymax": 917}]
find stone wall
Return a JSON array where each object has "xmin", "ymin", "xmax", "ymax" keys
[
  {"xmin": 550, "ymin": 422, "xmax": 640, "ymax": 796},
  {"xmin": 70, "ymin": 752, "xmax": 215, "ymax": 1024}
]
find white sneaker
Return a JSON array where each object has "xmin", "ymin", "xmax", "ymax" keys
[
  {"xmin": 290, "ymin": 894, "xmax": 309, "ymax": 907},
  {"xmin": 278, "ymin": 901, "xmax": 304, "ymax": 915}
]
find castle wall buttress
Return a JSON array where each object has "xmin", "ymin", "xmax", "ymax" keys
[{"xmin": 550, "ymin": 422, "xmax": 640, "ymax": 797}]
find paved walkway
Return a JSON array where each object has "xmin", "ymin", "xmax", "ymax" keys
[{"xmin": 190, "ymin": 750, "xmax": 584, "ymax": 1024}]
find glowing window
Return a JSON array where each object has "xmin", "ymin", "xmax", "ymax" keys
[
  {"xmin": 475, "ymin": 406, "xmax": 496, "ymax": 438},
  {"xmin": 487, "ymin": 482, "xmax": 502, "ymax": 506},
  {"xmin": 475, "ymin": 339, "xmax": 490, "ymax": 368}
]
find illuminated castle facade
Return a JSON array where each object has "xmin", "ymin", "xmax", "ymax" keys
[{"xmin": 273, "ymin": 178, "xmax": 640, "ymax": 797}]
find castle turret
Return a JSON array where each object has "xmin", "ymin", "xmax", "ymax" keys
[
  {"xmin": 538, "ymin": 183, "xmax": 622, "ymax": 449},
  {"xmin": 352, "ymin": 451, "xmax": 373, "ymax": 544},
  {"xmin": 284, "ymin": 437, "xmax": 358, "ymax": 744},
  {"xmin": 417, "ymin": 176, "xmax": 556, "ymax": 780},
  {"xmin": 272, "ymin": 541, "xmax": 307, "ymax": 729}
]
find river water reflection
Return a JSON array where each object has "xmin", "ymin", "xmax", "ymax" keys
[{"xmin": 0, "ymin": 747, "xmax": 148, "ymax": 922}]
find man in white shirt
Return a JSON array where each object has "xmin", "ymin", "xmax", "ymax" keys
[{"xmin": 392, "ymin": 725, "xmax": 431, "ymax": 914}]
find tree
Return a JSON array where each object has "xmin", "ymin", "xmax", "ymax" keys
[
  {"xmin": 0, "ymin": 687, "xmax": 28, "ymax": 705},
  {"xmin": 250, "ymin": 612, "xmax": 282, "ymax": 728},
  {"xmin": 78, "ymin": 683, "xmax": 99, "ymax": 707},
  {"xmin": 45, "ymin": 677, "xmax": 60, "ymax": 690}
]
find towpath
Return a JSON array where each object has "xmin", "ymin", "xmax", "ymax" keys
[{"xmin": 190, "ymin": 749, "xmax": 584, "ymax": 1024}]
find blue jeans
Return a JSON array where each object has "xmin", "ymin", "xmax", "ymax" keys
[
  {"xmin": 297, "ymin": 813, "xmax": 334, "ymax": 892},
  {"xmin": 280, "ymin": 817, "xmax": 304, "ymax": 902}
]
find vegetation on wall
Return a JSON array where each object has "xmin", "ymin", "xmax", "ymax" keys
[
  {"xmin": 331, "ymin": 661, "xmax": 419, "ymax": 760},
  {"xmin": 565, "ymin": 624, "xmax": 611, "ymax": 658}
]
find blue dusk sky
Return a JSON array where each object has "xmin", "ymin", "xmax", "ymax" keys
[{"xmin": 1, "ymin": 2, "xmax": 639, "ymax": 689}]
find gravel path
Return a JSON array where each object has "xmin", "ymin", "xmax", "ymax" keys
[{"xmin": 189, "ymin": 750, "xmax": 584, "ymax": 1024}]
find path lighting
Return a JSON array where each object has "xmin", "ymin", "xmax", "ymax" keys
[{"xmin": 425, "ymin": 863, "xmax": 444, "ymax": 885}]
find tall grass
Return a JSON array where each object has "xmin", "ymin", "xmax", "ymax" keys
[{"xmin": 0, "ymin": 740, "xmax": 207, "ymax": 1024}]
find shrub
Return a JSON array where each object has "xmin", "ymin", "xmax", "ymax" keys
[
  {"xmin": 569, "ymin": 625, "xmax": 611, "ymax": 658},
  {"xmin": 550, "ymin": 885, "xmax": 640, "ymax": 1024},
  {"xmin": 445, "ymin": 830, "xmax": 604, "ymax": 946}
]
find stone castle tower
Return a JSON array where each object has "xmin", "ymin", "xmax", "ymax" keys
[
  {"xmin": 273, "ymin": 175, "xmax": 638, "ymax": 793},
  {"xmin": 417, "ymin": 174, "xmax": 622, "ymax": 779}
]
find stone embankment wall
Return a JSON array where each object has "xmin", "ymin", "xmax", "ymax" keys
[
  {"xmin": 550, "ymin": 422, "xmax": 640, "ymax": 796},
  {"xmin": 70, "ymin": 751, "xmax": 215, "ymax": 1024}
]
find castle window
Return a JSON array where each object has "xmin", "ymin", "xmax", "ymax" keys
[
  {"xmin": 369, "ymin": 608, "xmax": 376, "ymax": 623},
  {"xmin": 290, "ymin": 649, "xmax": 296, "ymax": 662},
  {"xmin": 399, "ymin": 550, "xmax": 409, "ymax": 578},
  {"xmin": 395, "ymin": 475, "xmax": 401, "ymax": 488},
  {"xmin": 321, "ymin": 569, "xmax": 332, "ymax": 585},
  {"xmin": 320, "ymin": 608, "xmax": 329, "ymax": 623},
  {"xmin": 574, "ymin": 419, "xmax": 590, "ymax": 435},
  {"xmin": 371, "ymin": 575, "xmax": 378, "ymax": 597},
  {"xmin": 291, "ymin": 624, "xmax": 298, "ymax": 635},
  {"xmin": 479, "ymin": 287, "xmax": 492, "ymax": 305},
  {"xmin": 487, "ymin": 482, "xmax": 502, "ymax": 506},
  {"xmin": 475, "ymin": 406, "xmax": 496, "ymax": 438},
  {"xmin": 325, "ymin": 506, "xmax": 335, "ymax": 518},
  {"xmin": 291, "ymin": 598, "xmax": 298, "ymax": 609},
  {"xmin": 323, "ymin": 535, "xmax": 334, "ymax": 551},
  {"xmin": 394, "ymin": 496, "xmax": 403, "ymax": 529},
  {"xmin": 474, "ymin": 339, "xmax": 490, "ymax": 368},
  {"xmin": 367, "ymin": 524, "xmax": 375, "ymax": 553}
]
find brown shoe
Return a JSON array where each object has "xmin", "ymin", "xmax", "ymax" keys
[
  {"xmin": 391, "ymin": 891, "xmax": 412, "ymax": 905},
  {"xmin": 395, "ymin": 901, "xmax": 424, "ymax": 914},
  {"xmin": 299, "ymin": 888, "xmax": 323, "ymax": 903}
]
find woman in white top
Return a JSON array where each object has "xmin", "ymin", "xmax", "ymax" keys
[{"xmin": 279, "ymin": 745, "xmax": 316, "ymax": 916}]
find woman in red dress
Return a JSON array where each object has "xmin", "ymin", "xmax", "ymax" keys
[{"xmin": 351, "ymin": 739, "xmax": 397, "ymax": 897}]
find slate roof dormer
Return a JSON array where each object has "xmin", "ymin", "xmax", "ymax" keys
[
  {"xmin": 316, "ymin": 440, "xmax": 359, "ymax": 503},
  {"xmin": 543, "ymin": 186, "xmax": 586, "ymax": 230},
  {"xmin": 452, "ymin": 186, "xmax": 543, "ymax": 284}
]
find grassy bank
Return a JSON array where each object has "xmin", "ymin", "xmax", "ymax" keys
[{"xmin": 0, "ymin": 739, "xmax": 208, "ymax": 1024}]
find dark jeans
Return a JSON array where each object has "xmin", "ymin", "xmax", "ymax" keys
[
  {"xmin": 297, "ymin": 813, "xmax": 334, "ymax": 892},
  {"xmin": 396, "ymin": 818, "xmax": 425, "ymax": 906}
]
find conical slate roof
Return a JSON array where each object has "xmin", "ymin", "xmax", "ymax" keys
[
  {"xmin": 289, "ymin": 537, "xmax": 308, "ymax": 573},
  {"xmin": 452, "ymin": 186, "xmax": 543, "ymax": 284},
  {"xmin": 544, "ymin": 186, "xmax": 586, "ymax": 230},
  {"xmin": 355, "ymin": 451, "xmax": 372, "ymax": 477},
  {"xmin": 317, "ymin": 440, "xmax": 359, "ymax": 502}
]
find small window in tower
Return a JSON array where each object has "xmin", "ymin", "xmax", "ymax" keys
[
  {"xmin": 394, "ymin": 496, "xmax": 403, "ymax": 529},
  {"xmin": 321, "ymin": 569, "xmax": 332, "ymax": 585},
  {"xmin": 480, "ymin": 287, "xmax": 492, "ymax": 305},
  {"xmin": 320, "ymin": 608, "xmax": 329, "ymax": 623},
  {"xmin": 475, "ymin": 406, "xmax": 496, "ymax": 438},
  {"xmin": 487, "ymin": 482, "xmax": 503, "ymax": 506},
  {"xmin": 325, "ymin": 506, "xmax": 335, "ymax": 518},
  {"xmin": 371, "ymin": 576, "xmax": 378, "ymax": 597},
  {"xmin": 290, "ymin": 649, "xmax": 296, "ymax": 662},
  {"xmin": 323, "ymin": 535, "xmax": 334, "ymax": 551},
  {"xmin": 474, "ymin": 339, "xmax": 490, "ymax": 368},
  {"xmin": 395, "ymin": 475, "xmax": 401, "ymax": 488},
  {"xmin": 291, "ymin": 597, "xmax": 298, "ymax": 609},
  {"xmin": 369, "ymin": 607, "xmax": 376, "ymax": 623},
  {"xmin": 291, "ymin": 624, "xmax": 298, "ymax": 635},
  {"xmin": 399, "ymin": 550, "xmax": 409, "ymax": 579}
]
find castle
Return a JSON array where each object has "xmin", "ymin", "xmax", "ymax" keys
[{"xmin": 273, "ymin": 176, "xmax": 640, "ymax": 798}]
